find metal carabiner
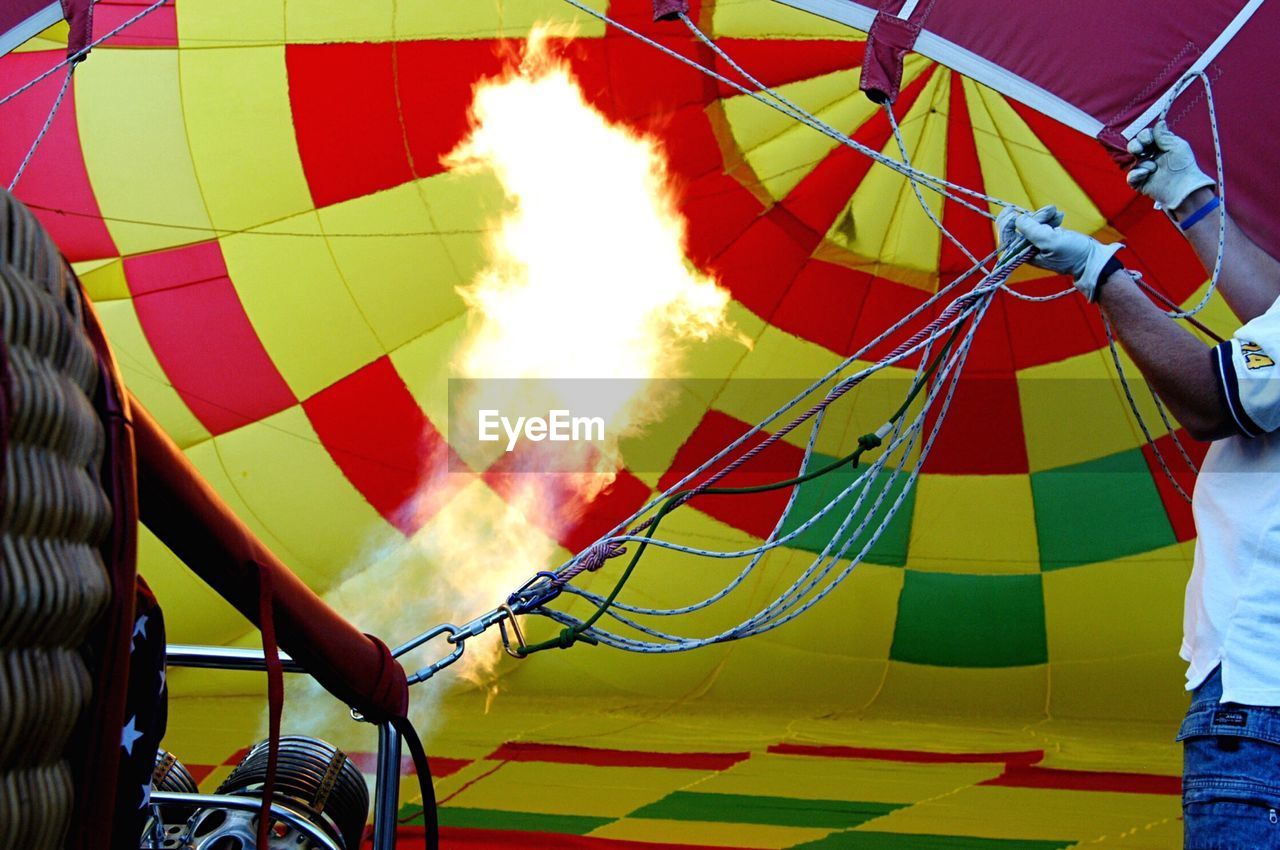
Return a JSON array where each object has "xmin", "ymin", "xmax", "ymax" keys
[
  {"xmin": 392, "ymin": 622, "xmax": 458, "ymax": 658},
  {"xmin": 396, "ymin": 624, "xmax": 467, "ymax": 685},
  {"xmin": 497, "ymin": 604, "xmax": 528, "ymax": 658},
  {"xmin": 406, "ymin": 639, "xmax": 465, "ymax": 685},
  {"xmin": 507, "ymin": 570, "xmax": 562, "ymax": 610}
]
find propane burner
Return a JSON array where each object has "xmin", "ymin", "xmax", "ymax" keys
[{"xmin": 144, "ymin": 736, "xmax": 369, "ymax": 850}]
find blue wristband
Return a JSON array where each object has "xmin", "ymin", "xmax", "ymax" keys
[{"xmin": 1179, "ymin": 195, "xmax": 1220, "ymax": 231}]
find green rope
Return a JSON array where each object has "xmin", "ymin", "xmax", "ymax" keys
[{"xmin": 517, "ymin": 318, "xmax": 966, "ymax": 656}]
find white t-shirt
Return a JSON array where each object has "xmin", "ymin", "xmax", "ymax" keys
[{"xmin": 1184, "ymin": 296, "xmax": 1280, "ymax": 704}]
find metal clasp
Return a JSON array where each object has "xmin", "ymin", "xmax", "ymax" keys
[
  {"xmin": 508, "ymin": 570, "xmax": 563, "ymax": 610},
  {"xmin": 497, "ymin": 604, "xmax": 528, "ymax": 658},
  {"xmin": 395, "ymin": 624, "xmax": 466, "ymax": 686}
]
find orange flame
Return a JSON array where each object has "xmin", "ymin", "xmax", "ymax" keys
[{"xmin": 306, "ymin": 30, "xmax": 741, "ymax": 726}]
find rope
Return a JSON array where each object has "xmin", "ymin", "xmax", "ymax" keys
[
  {"xmin": 8, "ymin": 65, "xmax": 74, "ymax": 192},
  {"xmin": 466, "ymin": 5, "xmax": 1239, "ymax": 669},
  {"xmin": 563, "ymin": 407, "xmax": 829, "ymax": 620},
  {"xmin": 883, "ymin": 102, "xmax": 994, "ymax": 275},
  {"xmin": 0, "ymin": 0, "xmax": 170, "ymax": 110},
  {"xmin": 999, "ymin": 282, "xmax": 1076, "ymax": 302},
  {"xmin": 522, "ymin": 245, "xmax": 1024, "ymax": 654},
  {"xmin": 1160, "ymin": 72, "xmax": 1226, "ymax": 319},
  {"xmin": 563, "ymin": 320, "xmax": 958, "ymax": 638},
  {"xmin": 533, "ymin": 249, "xmax": 1027, "ymax": 636},
  {"xmin": 532, "ymin": 251, "xmax": 999, "ymax": 593},
  {"xmin": 549, "ymin": 301, "xmax": 987, "ymax": 633},
  {"xmin": 1149, "ymin": 389, "xmax": 1200, "ymax": 474},
  {"xmin": 547, "ymin": 252, "xmax": 1011, "ymax": 589},
  {"xmin": 735, "ymin": 294, "xmax": 990, "ymax": 640},
  {"xmin": 544, "ymin": 291, "xmax": 989, "ymax": 652},
  {"xmin": 1101, "ymin": 314, "xmax": 1194, "ymax": 503}
]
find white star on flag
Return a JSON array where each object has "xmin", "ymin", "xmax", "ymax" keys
[
  {"xmin": 139, "ymin": 781, "xmax": 151, "ymax": 809},
  {"xmin": 131, "ymin": 614, "xmax": 148, "ymax": 651},
  {"xmin": 121, "ymin": 715, "xmax": 143, "ymax": 755}
]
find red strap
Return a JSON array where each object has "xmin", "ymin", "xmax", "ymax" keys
[
  {"xmin": 257, "ymin": 563, "xmax": 284, "ymax": 850},
  {"xmin": 859, "ymin": 13, "xmax": 921, "ymax": 103},
  {"xmin": 651, "ymin": 0, "xmax": 689, "ymax": 21},
  {"xmin": 59, "ymin": 0, "xmax": 95, "ymax": 59}
]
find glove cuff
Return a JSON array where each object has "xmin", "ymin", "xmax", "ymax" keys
[
  {"xmin": 1089, "ymin": 255, "xmax": 1126, "ymax": 303},
  {"xmin": 1079, "ymin": 241, "xmax": 1124, "ymax": 302},
  {"xmin": 1161, "ymin": 172, "xmax": 1216, "ymax": 211}
]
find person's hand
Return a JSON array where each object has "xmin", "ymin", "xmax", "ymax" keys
[
  {"xmin": 997, "ymin": 205, "xmax": 1122, "ymax": 302},
  {"xmin": 1126, "ymin": 119, "xmax": 1215, "ymax": 210},
  {"xmin": 996, "ymin": 204, "xmax": 1061, "ymax": 251}
]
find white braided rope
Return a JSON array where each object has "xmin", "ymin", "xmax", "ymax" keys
[
  {"xmin": 548, "ymin": 292, "xmax": 988, "ymax": 651},
  {"xmin": 1101, "ymin": 315, "xmax": 1194, "ymax": 504},
  {"xmin": 1161, "ymin": 72, "xmax": 1226, "ymax": 319},
  {"xmin": 498, "ymin": 4, "xmax": 1227, "ymax": 655},
  {"xmin": 8, "ymin": 65, "xmax": 74, "ymax": 192}
]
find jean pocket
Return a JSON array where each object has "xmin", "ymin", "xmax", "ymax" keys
[
  {"xmin": 1184, "ymin": 800, "xmax": 1280, "ymax": 850},
  {"xmin": 1184, "ymin": 734, "xmax": 1280, "ymax": 804}
]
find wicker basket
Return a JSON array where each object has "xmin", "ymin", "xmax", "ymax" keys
[{"xmin": 0, "ymin": 189, "xmax": 113, "ymax": 848}]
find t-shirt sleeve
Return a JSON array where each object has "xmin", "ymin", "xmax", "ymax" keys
[{"xmin": 1213, "ymin": 306, "xmax": 1280, "ymax": 437}]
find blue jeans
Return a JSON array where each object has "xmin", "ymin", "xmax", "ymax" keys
[{"xmin": 1179, "ymin": 666, "xmax": 1280, "ymax": 849}]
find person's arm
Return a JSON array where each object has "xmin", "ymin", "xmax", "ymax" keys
[
  {"xmin": 1094, "ymin": 269, "xmax": 1236, "ymax": 441},
  {"xmin": 1168, "ymin": 187, "xmax": 1280, "ymax": 323},
  {"xmin": 1002, "ymin": 207, "xmax": 1246, "ymax": 442},
  {"xmin": 1127, "ymin": 122, "xmax": 1280, "ymax": 322}
]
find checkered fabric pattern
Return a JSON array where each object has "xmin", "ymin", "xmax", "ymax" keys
[
  {"xmin": 2, "ymin": 0, "xmax": 1219, "ymax": 749},
  {"xmin": 164, "ymin": 693, "xmax": 1186, "ymax": 849}
]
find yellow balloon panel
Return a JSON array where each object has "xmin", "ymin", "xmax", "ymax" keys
[
  {"xmin": 1018, "ymin": 348, "xmax": 1165, "ymax": 473},
  {"xmin": 872, "ymin": 662, "xmax": 1049, "ymax": 719},
  {"xmin": 179, "ymin": 45, "xmax": 314, "ymax": 232},
  {"xmin": 387, "ymin": 312, "xmax": 470, "ymax": 426},
  {"xmin": 76, "ymin": 50, "xmax": 213, "ymax": 254},
  {"xmin": 75, "ymin": 256, "xmax": 130, "ymax": 302},
  {"xmin": 723, "ymin": 69, "xmax": 869, "ymax": 202},
  {"xmin": 700, "ymin": 562, "xmax": 905, "ymax": 708},
  {"xmin": 906, "ymin": 474, "xmax": 1040, "ymax": 575},
  {"xmin": 712, "ymin": 0, "xmax": 870, "ymax": 40},
  {"xmin": 177, "ymin": 0, "xmax": 287, "ymax": 48},
  {"xmin": 964, "ymin": 78, "xmax": 1105, "ymax": 234},
  {"xmin": 191, "ymin": 407, "xmax": 391, "ymax": 588},
  {"xmin": 182, "ymin": 438, "xmax": 309, "ymax": 569},
  {"xmin": 318, "ymin": 183, "xmax": 470, "ymax": 352},
  {"xmin": 219, "ymin": 213, "xmax": 386, "ymax": 398},
  {"xmin": 836, "ymin": 70, "xmax": 948, "ymax": 277},
  {"xmin": 396, "ymin": 0, "xmax": 609, "ymax": 42}
]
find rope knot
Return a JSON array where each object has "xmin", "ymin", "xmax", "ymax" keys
[
  {"xmin": 857, "ymin": 432, "xmax": 882, "ymax": 452},
  {"xmin": 583, "ymin": 540, "xmax": 627, "ymax": 572}
]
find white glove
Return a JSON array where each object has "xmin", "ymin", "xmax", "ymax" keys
[
  {"xmin": 996, "ymin": 204, "xmax": 1062, "ymax": 252},
  {"xmin": 998, "ymin": 205, "xmax": 1122, "ymax": 302},
  {"xmin": 1126, "ymin": 119, "xmax": 1214, "ymax": 210}
]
